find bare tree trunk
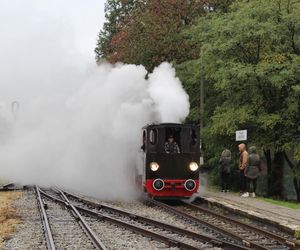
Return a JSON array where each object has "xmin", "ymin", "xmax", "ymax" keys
[
  {"xmin": 272, "ymin": 152, "xmax": 284, "ymax": 198},
  {"xmin": 293, "ymin": 178, "xmax": 300, "ymax": 202},
  {"xmin": 264, "ymin": 149, "xmax": 272, "ymax": 196}
]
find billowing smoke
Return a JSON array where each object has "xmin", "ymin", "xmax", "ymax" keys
[
  {"xmin": 148, "ymin": 63, "xmax": 190, "ymax": 123},
  {"xmin": 0, "ymin": 1, "xmax": 189, "ymax": 199}
]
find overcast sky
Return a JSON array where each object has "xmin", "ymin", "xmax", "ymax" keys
[{"xmin": 0, "ymin": 0, "xmax": 105, "ymax": 103}]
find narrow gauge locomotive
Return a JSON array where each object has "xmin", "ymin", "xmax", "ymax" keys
[{"xmin": 136, "ymin": 123, "xmax": 200, "ymax": 198}]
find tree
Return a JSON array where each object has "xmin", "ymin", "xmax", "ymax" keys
[
  {"xmin": 95, "ymin": 0, "xmax": 300, "ymax": 199},
  {"xmin": 96, "ymin": 0, "xmax": 208, "ymax": 70},
  {"xmin": 95, "ymin": 0, "xmax": 140, "ymax": 62},
  {"xmin": 185, "ymin": 0, "xmax": 300, "ymax": 199}
]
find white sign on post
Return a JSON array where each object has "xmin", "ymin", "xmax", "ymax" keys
[
  {"xmin": 236, "ymin": 130, "xmax": 247, "ymax": 141},
  {"xmin": 200, "ymin": 156, "xmax": 204, "ymax": 166}
]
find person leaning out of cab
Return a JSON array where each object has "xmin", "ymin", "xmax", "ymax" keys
[{"xmin": 164, "ymin": 135, "xmax": 180, "ymax": 154}]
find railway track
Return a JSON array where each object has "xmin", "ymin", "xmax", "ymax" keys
[
  {"xmin": 3, "ymin": 184, "xmax": 297, "ymax": 249},
  {"xmin": 144, "ymin": 198, "xmax": 298, "ymax": 250},
  {"xmin": 35, "ymin": 186, "xmax": 56, "ymax": 250},
  {"xmin": 183, "ymin": 200, "xmax": 298, "ymax": 248},
  {"xmin": 43, "ymin": 188, "xmax": 252, "ymax": 250},
  {"xmin": 35, "ymin": 186, "xmax": 104, "ymax": 249}
]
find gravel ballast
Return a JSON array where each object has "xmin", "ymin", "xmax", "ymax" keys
[{"xmin": 4, "ymin": 190, "xmax": 223, "ymax": 249}]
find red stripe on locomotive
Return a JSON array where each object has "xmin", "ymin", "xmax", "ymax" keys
[{"xmin": 144, "ymin": 179, "xmax": 199, "ymax": 197}]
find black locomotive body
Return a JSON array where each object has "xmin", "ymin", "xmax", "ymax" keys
[{"xmin": 136, "ymin": 123, "xmax": 200, "ymax": 198}]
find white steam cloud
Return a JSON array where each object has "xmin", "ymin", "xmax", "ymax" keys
[
  {"xmin": 0, "ymin": 1, "xmax": 189, "ymax": 199},
  {"xmin": 148, "ymin": 63, "xmax": 190, "ymax": 123}
]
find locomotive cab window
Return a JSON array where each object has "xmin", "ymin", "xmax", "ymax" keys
[
  {"xmin": 164, "ymin": 127, "xmax": 181, "ymax": 154},
  {"xmin": 149, "ymin": 129, "xmax": 157, "ymax": 145},
  {"xmin": 191, "ymin": 129, "xmax": 197, "ymax": 145},
  {"xmin": 141, "ymin": 130, "xmax": 146, "ymax": 151}
]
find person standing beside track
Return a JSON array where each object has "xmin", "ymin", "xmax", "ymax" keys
[
  {"xmin": 219, "ymin": 149, "xmax": 232, "ymax": 192},
  {"xmin": 243, "ymin": 146, "xmax": 262, "ymax": 198},
  {"xmin": 238, "ymin": 143, "xmax": 248, "ymax": 196}
]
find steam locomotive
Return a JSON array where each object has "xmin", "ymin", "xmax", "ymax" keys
[{"xmin": 135, "ymin": 123, "xmax": 200, "ymax": 198}]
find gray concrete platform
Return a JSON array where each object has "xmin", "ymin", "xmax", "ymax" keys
[{"xmin": 196, "ymin": 188, "xmax": 300, "ymax": 237}]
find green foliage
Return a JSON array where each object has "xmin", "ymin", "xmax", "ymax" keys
[
  {"xmin": 175, "ymin": 60, "xmax": 201, "ymax": 123},
  {"xmin": 95, "ymin": 0, "xmax": 233, "ymax": 70},
  {"xmin": 209, "ymin": 106, "xmax": 254, "ymax": 136},
  {"xmin": 208, "ymin": 0, "xmax": 235, "ymax": 13},
  {"xmin": 95, "ymin": 0, "xmax": 139, "ymax": 61},
  {"xmin": 187, "ymin": 0, "xmax": 300, "ymax": 154},
  {"xmin": 180, "ymin": 0, "xmax": 300, "ymax": 199},
  {"xmin": 258, "ymin": 197, "xmax": 300, "ymax": 210}
]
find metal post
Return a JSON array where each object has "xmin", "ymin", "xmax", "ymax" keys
[
  {"xmin": 200, "ymin": 65, "xmax": 204, "ymax": 131},
  {"xmin": 199, "ymin": 49, "xmax": 205, "ymax": 164},
  {"xmin": 11, "ymin": 101, "xmax": 20, "ymax": 121}
]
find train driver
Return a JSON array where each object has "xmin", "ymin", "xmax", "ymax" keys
[{"xmin": 164, "ymin": 135, "xmax": 180, "ymax": 154}]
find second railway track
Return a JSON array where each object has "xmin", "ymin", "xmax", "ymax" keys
[{"xmin": 144, "ymin": 198, "xmax": 298, "ymax": 250}]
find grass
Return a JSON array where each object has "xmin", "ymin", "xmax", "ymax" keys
[
  {"xmin": 258, "ymin": 197, "xmax": 300, "ymax": 210},
  {"xmin": 0, "ymin": 179, "xmax": 10, "ymax": 186},
  {"xmin": 207, "ymin": 185, "xmax": 300, "ymax": 210},
  {"xmin": 0, "ymin": 180, "xmax": 8, "ymax": 185},
  {"xmin": 0, "ymin": 192, "xmax": 22, "ymax": 249}
]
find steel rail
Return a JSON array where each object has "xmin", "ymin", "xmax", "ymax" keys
[
  {"xmin": 54, "ymin": 188, "xmax": 107, "ymax": 250},
  {"xmin": 2, "ymin": 183, "xmax": 15, "ymax": 189},
  {"xmin": 35, "ymin": 186, "xmax": 56, "ymax": 250},
  {"xmin": 146, "ymin": 198, "xmax": 278, "ymax": 250},
  {"xmin": 62, "ymin": 190, "xmax": 250, "ymax": 250},
  {"xmin": 185, "ymin": 201, "xmax": 298, "ymax": 249},
  {"xmin": 40, "ymin": 189, "xmax": 207, "ymax": 250}
]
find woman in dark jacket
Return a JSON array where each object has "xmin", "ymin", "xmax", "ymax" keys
[
  {"xmin": 243, "ymin": 146, "xmax": 261, "ymax": 198},
  {"xmin": 219, "ymin": 149, "xmax": 231, "ymax": 192}
]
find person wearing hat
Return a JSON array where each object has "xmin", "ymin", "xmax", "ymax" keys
[{"xmin": 164, "ymin": 135, "xmax": 180, "ymax": 154}]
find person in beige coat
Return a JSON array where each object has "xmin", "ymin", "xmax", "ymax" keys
[{"xmin": 238, "ymin": 143, "xmax": 248, "ymax": 196}]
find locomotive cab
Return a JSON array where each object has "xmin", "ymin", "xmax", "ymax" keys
[{"xmin": 138, "ymin": 123, "xmax": 200, "ymax": 198}]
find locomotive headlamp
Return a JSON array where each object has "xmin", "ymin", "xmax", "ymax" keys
[
  {"xmin": 189, "ymin": 162, "xmax": 199, "ymax": 171},
  {"xmin": 150, "ymin": 162, "xmax": 159, "ymax": 171}
]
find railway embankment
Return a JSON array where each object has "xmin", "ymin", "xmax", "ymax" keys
[
  {"xmin": 0, "ymin": 190, "xmax": 21, "ymax": 249},
  {"xmin": 197, "ymin": 189, "xmax": 300, "ymax": 237}
]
